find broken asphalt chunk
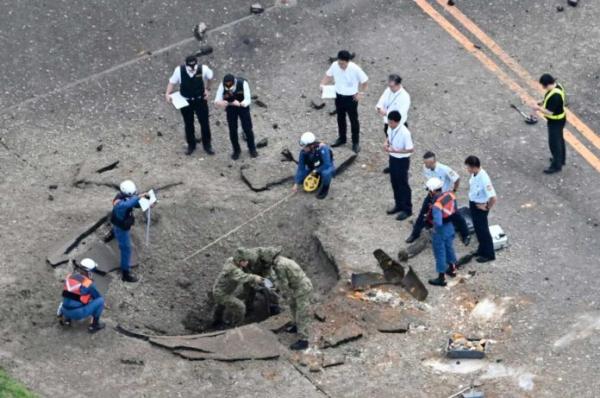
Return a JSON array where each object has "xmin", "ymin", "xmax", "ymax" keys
[
  {"xmin": 195, "ymin": 46, "xmax": 213, "ymax": 57},
  {"xmin": 250, "ymin": 3, "xmax": 265, "ymax": 14},
  {"xmin": 256, "ymin": 138, "xmax": 268, "ymax": 148},
  {"xmin": 351, "ymin": 272, "xmax": 387, "ymax": 290},
  {"xmin": 46, "ymin": 215, "xmax": 109, "ymax": 267},
  {"xmin": 321, "ymin": 322, "xmax": 364, "ymax": 348},
  {"xmin": 401, "ymin": 266, "xmax": 428, "ymax": 302},
  {"xmin": 373, "ymin": 249, "xmax": 405, "ymax": 282}
]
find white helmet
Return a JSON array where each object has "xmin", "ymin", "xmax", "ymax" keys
[
  {"xmin": 299, "ymin": 132, "xmax": 316, "ymax": 147},
  {"xmin": 119, "ymin": 180, "xmax": 137, "ymax": 196},
  {"xmin": 80, "ymin": 258, "xmax": 98, "ymax": 272},
  {"xmin": 425, "ymin": 177, "xmax": 444, "ymax": 192}
]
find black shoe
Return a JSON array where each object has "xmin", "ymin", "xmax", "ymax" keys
[
  {"xmin": 249, "ymin": 150, "xmax": 258, "ymax": 158},
  {"xmin": 428, "ymin": 274, "xmax": 447, "ymax": 287},
  {"xmin": 352, "ymin": 143, "xmax": 360, "ymax": 153},
  {"xmin": 286, "ymin": 324, "xmax": 298, "ymax": 333},
  {"xmin": 88, "ymin": 322, "xmax": 106, "ymax": 334},
  {"xmin": 231, "ymin": 152, "xmax": 241, "ymax": 160},
  {"xmin": 387, "ymin": 207, "xmax": 401, "ymax": 215},
  {"xmin": 462, "ymin": 235, "xmax": 471, "ymax": 246},
  {"xmin": 316, "ymin": 184, "xmax": 330, "ymax": 199},
  {"xmin": 382, "ymin": 167, "xmax": 390, "ymax": 174},
  {"xmin": 543, "ymin": 167, "xmax": 560, "ymax": 174},
  {"xmin": 405, "ymin": 233, "xmax": 419, "ymax": 244},
  {"xmin": 122, "ymin": 271, "xmax": 139, "ymax": 283},
  {"xmin": 396, "ymin": 211, "xmax": 412, "ymax": 221},
  {"xmin": 445, "ymin": 264, "xmax": 457, "ymax": 278},
  {"xmin": 185, "ymin": 147, "xmax": 195, "ymax": 156},
  {"xmin": 289, "ymin": 339, "xmax": 309, "ymax": 351},
  {"xmin": 204, "ymin": 146, "xmax": 215, "ymax": 155},
  {"xmin": 476, "ymin": 256, "xmax": 494, "ymax": 263},
  {"xmin": 331, "ymin": 138, "xmax": 347, "ymax": 148},
  {"xmin": 59, "ymin": 317, "xmax": 72, "ymax": 327}
]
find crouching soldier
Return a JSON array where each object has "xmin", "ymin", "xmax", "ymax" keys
[
  {"xmin": 292, "ymin": 132, "xmax": 335, "ymax": 200},
  {"xmin": 212, "ymin": 250, "xmax": 265, "ymax": 327},
  {"xmin": 425, "ymin": 177, "xmax": 458, "ymax": 287},
  {"xmin": 57, "ymin": 258, "xmax": 105, "ymax": 333},
  {"xmin": 268, "ymin": 253, "xmax": 313, "ymax": 351}
]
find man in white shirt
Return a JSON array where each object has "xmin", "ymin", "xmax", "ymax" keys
[
  {"xmin": 376, "ymin": 74, "xmax": 411, "ymax": 173},
  {"xmin": 405, "ymin": 151, "xmax": 470, "ymax": 245},
  {"xmin": 465, "ymin": 155, "xmax": 497, "ymax": 263},
  {"xmin": 384, "ymin": 111, "xmax": 414, "ymax": 220},
  {"xmin": 320, "ymin": 50, "xmax": 368, "ymax": 153},
  {"xmin": 165, "ymin": 55, "xmax": 214, "ymax": 156},
  {"xmin": 214, "ymin": 74, "xmax": 258, "ymax": 160}
]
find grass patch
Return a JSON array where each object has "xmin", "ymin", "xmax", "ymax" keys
[{"xmin": 0, "ymin": 369, "xmax": 36, "ymax": 398}]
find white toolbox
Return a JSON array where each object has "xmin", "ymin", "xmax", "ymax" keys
[{"xmin": 489, "ymin": 224, "xmax": 508, "ymax": 251}]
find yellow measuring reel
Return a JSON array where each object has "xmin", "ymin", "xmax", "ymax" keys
[{"xmin": 303, "ymin": 173, "xmax": 321, "ymax": 192}]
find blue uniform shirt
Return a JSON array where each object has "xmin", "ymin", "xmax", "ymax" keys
[
  {"xmin": 113, "ymin": 196, "xmax": 140, "ymax": 221},
  {"xmin": 468, "ymin": 168, "xmax": 496, "ymax": 203},
  {"xmin": 62, "ymin": 280, "xmax": 102, "ymax": 310},
  {"xmin": 295, "ymin": 144, "xmax": 334, "ymax": 184}
]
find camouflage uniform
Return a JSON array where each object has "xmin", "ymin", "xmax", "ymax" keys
[
  {"xmin": 212, "ymin": 257, "xmax": 262, "ymax": 326},
  {"xmin": 269, "ymin": 256, "xmax": 313, "ymax": 339}
]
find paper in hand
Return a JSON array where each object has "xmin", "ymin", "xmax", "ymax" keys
[
  {"xmin": 139, "ymin": 189, "xmax": 157, "ymax": 211},
  {"xmin": 321, "ymin": 85, "xmax": 336, "ymax": 99},
  {"xmin": 170, "ymin": 91, "xmax": 189, "ymax": 109}
]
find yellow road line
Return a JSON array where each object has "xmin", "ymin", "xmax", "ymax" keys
[
  {"xmin": 435, "ymin": 0, "xmax": 600, "ymax": 152},
  {"xmin": 413, "ymin": 0, "xmax": 600, "ymax": 173}
]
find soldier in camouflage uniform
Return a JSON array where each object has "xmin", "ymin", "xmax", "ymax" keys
[{"xmin": 212, "ymin": 249, "xmax": 264, "ymax": 327}]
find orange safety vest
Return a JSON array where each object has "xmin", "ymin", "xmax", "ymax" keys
[
  {"xmin": 433, "ymin": 191, "xmax": 457, "ymax": 219},
  {"xmin": 62, "ymin": 273, "xmax": 93, "ymax": 304}
]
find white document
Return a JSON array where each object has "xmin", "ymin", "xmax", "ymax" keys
[
  {"xmin": 170, "ymin": 91, "xmax": 189, "ymax": 109},
  {"xmin": 321, "ymin": 85, "xmax": 337, "ymax": 99},
  {"xmin": 139, "ymin": 189, "xmax": 157, "ymax": 212}
]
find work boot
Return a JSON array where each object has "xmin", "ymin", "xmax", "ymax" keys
[
  {"xmin": 204, "ymin": 146, "xmax": 215, "ymax": 155},
  {"xmin": 289, "ymin": 339, "xmax": 309, "ymax": 351},
  {"xmin": 543, "ymin": 167, "xmax": 560, "ymax": 174},
  {"xmin": 386, "ymin": 206, "xmax": 401, "ymax": 215},
  {"xmin": 428, "ymin": 273, "xmax": 447, "ymax": 287},
  {"xmin": 316, "ymin": 184, "xmax": 330, "ymax": 200},
  {"xmin": 405, "ymin": 233, "xmax": 419, "ymax": 244},
  {"xmin": 231, "ymin": 151, "xmax": 241, "ymax": 161},
  {"xmin": 331, "ymin": 138, "xmax": 347, "ymax": 148},
  {"xmin": 462, "ymin": 235, "xmax": 471, "ymax": 246},
  {"xmin": 88, "ymin": 321, "xmax": 106, "ymax": 334},
  {"xmin": 286, "ymin": 324, "xmax": 298, "ymax": 334},
  {"xmin": 352, "ymin": 143, "xmax": 360, "ymax": 153},
  {"xmin": 476, "ymin": 256, "xmax": 494, "ymax": 263},
  {"xmin": 382, "ymin": 167, "xmax": 390, "ymax": 174},
  {"xmin": 445, "ymin": 264, "xmax": 458, "ymax": 278},
  {"xmin": 249, "ymin": 149, "xmax": 259, "ymax": 158},
  {"xmin": 122, "ymin": 271, "xmax": 139, "ymax": 283},
  {"xmin": 59, "ymin": 317, "xmax": 72, "ymax": 327},
  {"xmin": 396, "ymin": 211, "xmax": 412, "ymax": 221},
  {"xmin": 185, "ymin": 147, "xmax": 195, "ymax": 156}
]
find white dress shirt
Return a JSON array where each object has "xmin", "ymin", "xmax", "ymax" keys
[
  {"xmin": 387, "ymin": 124, "xmax": 413, "ymax": 159},
  {"xmin": 468, "ymin": 169, "xmax": 497, "ymax": 203},
  {"xmin": 214, "ymin": 79, "xmax": 252, "ymax": 107},
  {"xmin": 376, "ymin": 87, "xmax": 410, "ymax": 124},
  {"xmin": 169, "ymin": 64, "xmax": 214, "ymax": 85},
  {"xmin": 325, "ymin": 61, "xmax": 368, "ymax": 96},
  {"xmin": 423, "ymin": 162, "xmax": 460, "ymax": 193}
]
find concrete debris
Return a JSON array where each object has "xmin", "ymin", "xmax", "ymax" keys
[
  {"xmin": 49, "ymin": 184, "xmax": 58, "ymax": 190},
  {"xmin": 46, "ymin": 215, "xmax": 109, "ymax": 267},
  {"xmin": 321, "ymin": 322, "xmax": 364, "ymax": 348},
  {"xmin": 120, "ymin": 358, "xmax": 145, "ymax": 366},
  {"xmin": 250, "ymin": 3, "xmax": 265, "ymax": 14},
  {"xmin": 280, "ymin": 148, "xmax": 297, "ymax": 163},
  {"xmin": 48, "ymin": 194, "xmax": 54, "ymax": 201},
  {"xmin": 255, "ymin": 99, "xmax": 268, "ymax": 108},
  {"xmin": 373, "ymin": 249, "xmax": 404, "ymax": 282},
  {"xmin": 149, "ymin": 324, "xmax": 284, "ymax": 361},
  {"xmin": 310, "ymin": 99, "xmax": 326, "ymax": 110},
  {"xmin": 240, "ymin": 162, "xmax": 296, "ymax": 192},
  {"xmin": 96, "ymin": 160, "xmax": 119, "ymax": 174},
  {"xmin": 256, "ymin": 138, "xmax": 268, "ymax": 148},
  {"xmin": 76, "ymin": 240, "xmax": 119, "ymax": 274},
  {"xmin": 322, "ymin": 354, "xmax": 345, "ymax": 368},
  {"xmin": 567, "ymin": 0, "xmax": 578, "ymax": 7},
  {"xmin": 350, "ymin": 272, "xmax": 387, "ymax": 290},
  {"xmin": 363, "ymin": 309, "xmax": 409, "ymax": 333},
  {"xmin": 96, "ymin": 144, "xmax": 103, "ymax": 152},
  {"xmin": 313, "ymin": 306, "xmax": 327, "ymax": 322},
  {"xmin": 193, "ymin": 22, "xmax": 208, "ymax": 41},
  {"xmin": 195, "ymin": 46, "xmax": 213, "ymax": 57},
  {"xmin": 402, "ymin": 266, "xmax": 428, "ymax": 302}
]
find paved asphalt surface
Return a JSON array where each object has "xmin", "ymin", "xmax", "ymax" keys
[{"xmin": 1, "ymin": 0, "xmax": 599, "ymax": 397}]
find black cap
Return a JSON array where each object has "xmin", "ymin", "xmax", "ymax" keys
[
  {"xmin": 337, "ymin": 50, "xmax": 352, "ymax": 61},
  {"xmin": 185, "ymin": 55, "xmax": 198, "ymax": 66},
  {"xmin": 539, "ymin": 73, "xmax": 555, "ymax": 86},
  {"xmin": 223, "ymin": 74, "xmax": 235, "ymax": 84}
]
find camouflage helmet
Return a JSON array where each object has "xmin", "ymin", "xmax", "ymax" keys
[
  {"xmin": 233, "ymin": 247, "xmax": 259, "ymax": 265},
  {"xmin": 258, "ymin": 247, "xmax": 283, "ymax": 263}
]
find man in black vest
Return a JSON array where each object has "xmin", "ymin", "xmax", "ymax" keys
[
  {"xmin": 214, "ymin": 74, "xmax": 258, "ymax": 160},
  {"xmin": 165, "ymin": 55, "xmax": 215, "ymax": 156}
]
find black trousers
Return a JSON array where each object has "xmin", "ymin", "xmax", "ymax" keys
[
  {"xmin": 335, "ymin": 94, "xmax": 360, "ymax": 144},
  {"xmin": 180, "ymin": 98, "xmax": 212, "ymax": 151},
  {"xmin": 469, "ymin": 201, "xmax": 495, "ymax": 260},
  {"xmin": 389, "ymin": 156, "xmax": 412, "ymax": 213},
  {"xmin": 547, "ymin": 119, "xmax": 566, "ymax": 169},
  {"xmin": 226, "ymin": 106, "xmax": 256, "ymax": 154},
  {"xmin": 411, "ymin": 195, "xmax": 470, "ymax": 239}
]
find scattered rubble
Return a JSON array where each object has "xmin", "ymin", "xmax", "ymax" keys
[
  {"xmin": 250, "ymin": 3, "xmax": 265, "ymax": 14},
  {"xmin": 195, "ymin": 46, "xmax": 213, "ymax": 57},
  {"xmin": 193, "ymin": 22, "xmax": 208, "ymax": 41},
  {"xmin": 256, "ymin": 138, "xmax": 268, "ymax": 148},
  {"xmin": 321, "ymin": 322, "xmax": 364, "ymax": 348}
]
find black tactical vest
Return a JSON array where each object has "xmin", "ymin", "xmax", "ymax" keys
[
  {"xmin": 110, "ymin": 193, "xmax": 136, "ymax": 230},
  {"xmin": 223, "ymin": 79, "xmax": 246, "ymax": 103},
  {"xmin": 180, "ymin": 65, "xmax": 205, "ymax": 99}
]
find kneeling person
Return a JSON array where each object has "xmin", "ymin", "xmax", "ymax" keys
[
  {"xmin": 57, "ymin": 258, "xmax": 105, "ymax": 333},
  {"xmin": 292, "ymin": 132, "xmax": 335, "ymax": 200},
  {"xmin": 212, "ymin": 251, "xmax": 264, "ymax": 327}
]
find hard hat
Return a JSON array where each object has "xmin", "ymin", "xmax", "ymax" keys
[
  {"xmin": 425, "ymin": 177, "xmax": 444, "ymax": 192},
  {"xmin": 303, "ymin": 173, "xmax": 321, "ymax": 192},
  {"xmin": 80, "ymin": 258, "xmax": 98, "ymax": 272},
  {"xmin": 119, "ymin": 180, "xmax": 137, "ymax": 196},
  {"xmin": 299, "ymin": 132, "xmax": 316, "ymax": 147}
]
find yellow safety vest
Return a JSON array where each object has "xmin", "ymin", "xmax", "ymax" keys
[{"xmin": 542, "ymin": 84, "xmax": 566, "ymax": 121}]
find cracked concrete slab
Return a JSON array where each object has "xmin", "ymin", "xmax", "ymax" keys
[
  {"xmin": 320, "ymin": 322, "xmax": 364, "ymax": 348},
  {"xmin": 46, "ymin": 215, "xmax": 109, "ymax": 267},
  {"xmin": 76, "ymin": 241, "xmax": 119, "ymax": 274},
  {"xmin": 240, "ymin": 162, "xmax": 296, "ymax": 192}
]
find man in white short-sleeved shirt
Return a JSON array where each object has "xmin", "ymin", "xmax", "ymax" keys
[
  {"xmin": 405, "ymin": 151, "xmax": 470, "ymax": 245},
  {"xmin": 165, "ymin": 54, "xmax": 215, "ymax": 156},
  {"xmin": 465, "ymin": 155, "xmax": 497, "ymax": 263},
  {"xmin": 320, "ymin": 50, "xmax": 368, "ymax": 153},
  {"xmin": 384, "ymin": 111, "xmax": 414, "ymax": 221},
  {"xmin": 376, "ymin": 74, "xmax": 411, "ymax": 174}
]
